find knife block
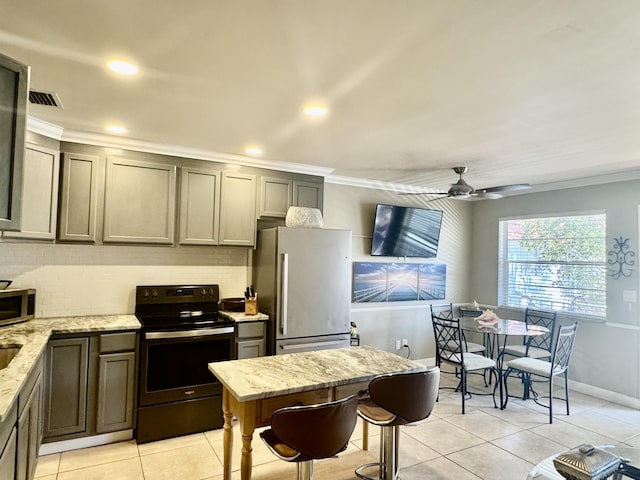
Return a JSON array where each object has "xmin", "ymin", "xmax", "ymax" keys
[{"xmin": 245, "ymin": 296, "xmax": 258, "ymax": 315}]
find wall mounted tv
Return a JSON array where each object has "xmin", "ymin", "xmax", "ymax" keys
[{"xmin": 370, "ymin": 204, "xmax": 443, "ymax": 258}]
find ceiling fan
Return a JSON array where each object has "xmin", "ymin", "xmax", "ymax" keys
[{"xmin": 402, "ymin": 166, "xmax": 531, "ymax": 200}]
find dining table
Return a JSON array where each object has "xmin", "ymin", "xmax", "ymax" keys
[
  {"xmin": 459, "ymin": 317, "xmax": 549, "ymax": 409},
  {"xmin": 208, "ymin": 345, "xmax": 426, "ymax": 480}
]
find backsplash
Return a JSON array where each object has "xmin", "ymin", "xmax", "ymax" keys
[{"xmin": 0, "ymin": 243, "xmax": 249, "ymax": 318}]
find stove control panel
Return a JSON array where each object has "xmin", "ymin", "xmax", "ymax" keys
[{"xmin": 135, "ymin": 285, "xmax": 219, "ymax": 305}]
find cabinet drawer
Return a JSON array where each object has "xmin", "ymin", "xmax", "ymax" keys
[
  {"xmin": 237, "ymin": 322, "xmax": 265, "ymax": 339},
  {"xmin": 333, "ymin": 381, "xmax": 369, "ymax": 400},
  {"xmin": 99, "ymin": 332, "xmax": 137, "ymax": 353},
  {"xmin": 260, "ymin": 389, "xmax": 330, "ymax": 425}
]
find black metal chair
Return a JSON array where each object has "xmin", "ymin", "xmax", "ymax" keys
[
  {"xmin": 501, "ymin": 308, "xmax": 557, "ymax": 360},
  {"xmin": 503, "ymin": 322, "xmax": 578, "ymax": 424},
  {"xmin": 430, "ymin": 304, "xmax": 485, "ymax": 355},
  {"xmin": 432, "ymin": 316, "xmax": 497, "ymax": 414},
  {"xmin": 260, "ymin": 395, "xmax": 358, "ymax": 480},
  {"xmin": 355, "ymin": 368, "xmax": 440, "ymax": 480}
]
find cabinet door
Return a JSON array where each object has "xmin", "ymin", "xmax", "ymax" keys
[
  {"xmin": 43, "ymin": 338, "xmax": 89, "ymax": 438},
  {"xmin": 259, "ymin": 176, "xmax": 292, "ymax": 218},
  {"xmin": 16, "ymin": 376, "xmax": 41, "ymax": 480},
  {"xmin": 2, "ymin": 144, "xmax": 59, "ymax": 240},
  {"xmin": 57, "ymin": 152, "xmax": 99, "ymax": 242},
  {"xmin": 96, "ymin": 352, "xmax": 136, "ymax": 433},
  {"xmin": 219, "ymin": 172, "xmax": 256, "ymax": 246},
  {"xmin": 103, "ymin": 157, "xmax": 176, "ymax": 244},
  {"xmin": 0, "ymin": 427, "xmax": 16, "ymax": 480},
  {"xmin": 293, "ymin": 180, "xmax": 323, "ymax": 211},
  {"xmin": 237, "ymin": 339, "xmax": 265, "ymax": 359},
  {"xmin": 179, "ymin": 167, "xmax": 221, "ymax": 245}
]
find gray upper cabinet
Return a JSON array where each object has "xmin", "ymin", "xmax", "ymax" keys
[
  {"xmin": 259, "ymin": 176, "xmax": 292, "ymax": 218},
  {"xmin": 179, "ymin": 167, "xmax": 221, "ymax": 245},
  {"xmin": 103, "ymin": 157, "xmax": 176, "ymax": 244},
  {"xmin": 219, "ymin": 172, "xmax": 256, "ymax": 246},
  {"xmin": 293, "ymin": 180, "xmax": 323, "ymax": 211},
  {"xmin": 2, "ymin": 144, "xmax": 59, "ymax": 240},
  {"xmin": 57, "ymin": 152, "xmax": 100, "ymax": 242}
]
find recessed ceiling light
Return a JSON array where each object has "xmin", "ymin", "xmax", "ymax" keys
[
  {"xmin": 302, "ymin": 105, "xmax": 328, "ymax": 117},
  {"xmin": 245, "ymin": 147, "xmax": 263, "ymax": 156},
  {"xmin": 107, "ymin": 60, "xmax": 139, "ymax": 76},
  {"xmin": 105, "ymin": 125, "xmax": 127, "ymax": 134}
]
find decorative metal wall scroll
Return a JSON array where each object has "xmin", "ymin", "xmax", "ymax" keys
[{"xmin": 607, "ymin": 236, "xmax": 635, "ymax": 279}]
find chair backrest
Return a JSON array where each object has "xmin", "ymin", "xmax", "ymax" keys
[
  {"xmin": 551, "ymin": 322, "xmax": 578, "ymax": 374},
  {"xmin": 431, "ymin": 315, "xmax": 464, "ymax": 367},
  {"xmin": 270, "ymin": 395, "xmax": 358, "ymax": 459},
  {"xmin": 368, "ymin": 368, "xmax": 440, "ymax": 424},
  {"xmin": 430, "ymin": 303, "xmax": 453, "ymax": 320},
  {"xmin": 524, "ymin": 308, "xmax": 557, "ymax": 353}
]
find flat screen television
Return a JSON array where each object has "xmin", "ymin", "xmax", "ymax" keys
[
  {"xmin": 370, "ymin": 203, "xmax": 443, "ymax": 258},
  {"xmin": 0, "ymin": 52, "xmax": 29, "ymax": 231}
]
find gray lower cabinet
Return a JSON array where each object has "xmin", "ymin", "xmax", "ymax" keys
[
  {"xmin": 236, "ymin": 321, "xmax": 267, "ymax": 359},
  {"xmin": 96, "ymin": 351, "xmax": 135, "ymax": 433},
  {"xmin": 179, "ymin": 167, "xmax": 221, "ymax": 245},
  {"xmin": 16, "ymin": 368, "xmax": 42, "ymax": 480},
  {"xmin": 2, "ymin": 144, "xmax": 60, "ymax": 240},
  {"xmin": 57, "ymin": 152, "xmax": 100, "ymax": 242},
  {"xmin": 219, "ymin": 172, "xmax": 257, "ymax": 246},
  {"xmin": 0, "ymin": 427, "xmax": 17, "ymax": 480},
  {"xmin": 43, "ymin": 332, "xmax": 138, "ymax": 443},
  {"xmin": 103, "ymin": 157, "xmax": 176, "ymax": 244},
  {"xmin": 43, "ymin": 338, "xmax": 89, "ymax": 438}
]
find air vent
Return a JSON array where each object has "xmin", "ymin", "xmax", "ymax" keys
[{"xmin": 29, "ymin": 90, "xmax": 63, "ymax": 108}]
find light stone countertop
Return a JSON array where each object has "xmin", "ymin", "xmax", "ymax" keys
[
  {"xmin": 219, "ymin": 310, "xmax": 268, "ymax": 322},
  {"xmin": 0, "ymin": 315, "xmax": 140, "ymax": 423},
  {"xmin": 209, "ymin": 345, "xmax": 426, "ymax": 402}
]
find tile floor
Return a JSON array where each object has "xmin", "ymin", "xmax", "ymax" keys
[{"xmin": 34, "ymin": 370, "xmax": 640, "ymax": 480}]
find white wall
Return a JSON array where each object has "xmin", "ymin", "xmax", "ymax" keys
[
  {"xmin": 0, "ymin": 243, "xmax": 249, "ymax": 317},
  {"xmin": 323, "ymin": 182, "xmax": 473, "ymax": 359},
  {"xmin": 470, "ymin": 180, "xmax": 640, "ymax": 401}
]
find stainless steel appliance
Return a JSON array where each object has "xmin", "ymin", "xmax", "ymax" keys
[
  {"xmin": 0, "ymin": 288, "xmax": 35, "ymax": 327},
  {"xmin": 253, "ymin": 227, "xmax": 352, "ymax": 354},
  {"xmin": 135, "ymin": 284, "xmax": 235, "ymax": 443}
]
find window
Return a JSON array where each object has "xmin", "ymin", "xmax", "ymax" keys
[{"xmin": 498, "ymin": 213, "xmax": 606, "ymax": 318}]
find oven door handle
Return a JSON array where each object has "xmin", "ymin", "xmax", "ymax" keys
[{"xmin": 145, "ymin": 326, "xmax": 234, "ymax": 340}]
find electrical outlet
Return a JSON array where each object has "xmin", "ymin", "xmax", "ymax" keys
[
  {"xmin": 402, "ymin": 338, "xmax": 408, "ymax": 347},
  {"xmin": 395, "ymin": 339, "xmax": 401, "ymax": 350}
]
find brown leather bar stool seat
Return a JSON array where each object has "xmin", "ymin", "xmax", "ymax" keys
[
  {"xmin": 355, "ymin": 368, "xmax": 440, "ymax": 480},
  {"xmin": 260, "ymin": 395, "xmax": 358, "ymax": 480}
]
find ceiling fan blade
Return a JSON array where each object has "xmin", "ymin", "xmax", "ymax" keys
[
  {"xmin": 477, "ymin": 183, "xmax": 531, "ymax": 194},
  {"xmin": 398, "ymin": 191, "xmax": 450, "ymax": 196}
]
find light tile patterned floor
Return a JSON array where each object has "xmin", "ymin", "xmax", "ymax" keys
[{"xmin": 34, "ymin": 370, "xmax": 640, "ymax": 479}]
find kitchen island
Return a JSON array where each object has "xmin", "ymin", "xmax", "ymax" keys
[{"xmin": 209, "ymin": 345, "xmax": 425, "ymax": 480}]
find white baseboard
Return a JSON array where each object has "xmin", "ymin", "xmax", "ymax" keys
[
  {"xmin": 414, "ymin": 357, "xmax": 640, "ymax": 409},
  {"xmin": 39, "ymin": 430, "xmax": 133, "ymax": 455}
]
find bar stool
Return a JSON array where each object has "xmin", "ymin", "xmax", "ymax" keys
[
  {"xmin": 260, "ymin": 395, "xmax": 358, "ymax": 480},
  {"xmin": 355, "ymin": 368, "xmax": 440, "ymax": 480}
]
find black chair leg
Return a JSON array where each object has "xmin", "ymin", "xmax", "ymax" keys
[
  {"xmin": 564, "ymin": 371, "xmax": 570, "ymax": 415},
  {"xmin": 548, "ymin": 376, "xmax": 554, "ymax": 424}
]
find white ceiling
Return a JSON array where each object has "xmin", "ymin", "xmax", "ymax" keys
[{"xmin": 3, "ymin": 0, "xmax": 640, "ymax": 195}]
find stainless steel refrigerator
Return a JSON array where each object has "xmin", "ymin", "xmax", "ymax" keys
[{"xmin": 253, "ymin": 227, "xmax": 352, "ymax": 355}]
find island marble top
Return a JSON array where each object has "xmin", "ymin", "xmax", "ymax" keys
[
  {"xmin": 208, "ymin": 345, "xmax": 426, "ymax": 402},
  {"xmin": 0, "ymin": 315, "xmax": 141, "ymax": 423}
]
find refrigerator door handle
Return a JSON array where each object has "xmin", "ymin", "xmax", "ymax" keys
[
  {"xmin": 281, "ymin": 253, "xmax": 289, "ymax": 335},
  {"xmin": 280, "ymin": 340, "xmax": 347, "ymax": 352}
]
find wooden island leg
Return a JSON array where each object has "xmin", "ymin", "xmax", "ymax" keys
[
  {"xmin": 239, "ymin": 400, "xmax": 257, "ymax": 480},
  {"xmin": 222, "ymin": 389, "xmax": 234, "ymax": 480}
]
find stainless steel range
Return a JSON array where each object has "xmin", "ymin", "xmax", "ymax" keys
[{"xmin": 135, "ymin": 284, "xmax": 236, "ymax": 443}]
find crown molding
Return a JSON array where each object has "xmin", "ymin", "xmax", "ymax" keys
[{"xmin": 26, "ymin": 116, "xmax": 333, "ymax": 178}]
